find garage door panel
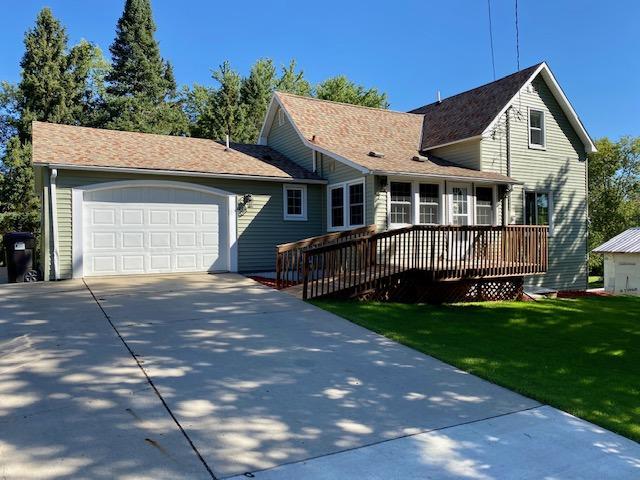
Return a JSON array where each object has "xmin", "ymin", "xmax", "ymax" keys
[
  {"xmin": 150, "ymin": 210, "xmax": 171, "ymax": 225},
  {"xmin": 83, "ymin": 186, "xmax": 228, "ymax": 277}
]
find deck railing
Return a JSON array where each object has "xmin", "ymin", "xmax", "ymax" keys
[
  {"xmin": 275, "ymin": 225, "xmax": 377, "ymax": 288},
  {"xmin": 300, "ymin": 225, "xmax": 548, "ymax": 300}
]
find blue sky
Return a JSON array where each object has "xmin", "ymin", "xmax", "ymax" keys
[{"xmin": 2, "ymin": 0, "xmax": 638, "ymax": 139}]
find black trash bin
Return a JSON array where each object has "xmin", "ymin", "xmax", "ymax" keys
[{"xmin": 3, "ymin": 232, "xmax": 38, "ymax": 283}]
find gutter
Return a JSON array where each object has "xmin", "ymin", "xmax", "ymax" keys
[
  {"xmin": 33, "ymin": 163, "xmax": 327, "ymax": 185},
  {"xmin": 370, "ymin": 170, "xmax": 522, "ymax": 185},
  {"xmin": 49, "ymin": 168, "xmax": 60, "ymax": 280}
]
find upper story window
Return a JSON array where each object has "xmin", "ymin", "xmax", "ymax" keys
[
  {"xmin": 475, "ymin": 186, "xmax": 494, "ymax": 225},
  {"xmin": 390, "ymin": 182, "xmax": 412, "ymax": 225},
  {"xmin": 328, "ymin": 179, "xmax": 364, "ymax": 230},
  {"xmin": 283, "ymin": 184, "xmax": 307, "ymax": 221},
  {"xmin": 528, "ymin": 108, "xmax": 545, "ymax": 149},
  {"xmin": 278, "ymin": 108, "xmax": 285, "ymax": 127},
  {"xmin": 418, "ymin": 184, "xmax": 439, "ymax": 224}
]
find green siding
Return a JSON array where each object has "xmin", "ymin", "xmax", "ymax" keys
[
  {"xmin": 267, "ymin": 107, "xmax": 314, "ymax": 171},
  {"xmin": 367, "ymin": 175, "xmax": 387, "ymax": 230},
  {"xmin": 50, "ymin": 170, "xmax": 323, "ymax": 279},
  {"xmin": 481, "ymin": 74, "xmax": 588, "ymax": 291},
  {"xmin": 429, "ymin": 141, "xmax": 481, "ymax": 170}
]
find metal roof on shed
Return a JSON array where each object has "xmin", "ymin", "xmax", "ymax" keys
[{"xmin": 592, "ymin": 228, "xmax": 640, "ymax": 254}]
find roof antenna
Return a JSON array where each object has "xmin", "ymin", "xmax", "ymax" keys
[
  {"xmin": 225, "ymin": 134, "xmax": 230, "ymax": 151},
  {"xmin": 437, "ymin": 90, "xmax": 441, "ymax": 103}
]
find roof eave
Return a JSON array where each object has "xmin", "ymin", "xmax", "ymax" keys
[
  {"xmin": 34, "ymin": 163, "xmax": 328, "ymax": 184},
  {"xmin": 370, "ymin": 169, "xmax": 522, "ymax": 185}
]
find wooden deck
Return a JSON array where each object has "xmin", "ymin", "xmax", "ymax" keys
[{"xmin": 277, "ymin": 225, "xmax": 548, "ymax": 300}]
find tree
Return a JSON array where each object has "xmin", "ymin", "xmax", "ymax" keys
[
  {"xmin": 588, "ymin": 136, "xmax": 640, "ymax": 273},
  {"xmin": 209, "ymin": 61, "xmax": 245, "ymax": 142},
  {"xmin": 316, "ymin": 75, "xmax": 389, "ymax": 108},
  {"xmin": 240, "ymin": 59, "xmax": 277, "ymax": 142},
  {"xmin": 276, "ymin": 60, "xmax": 312, "ymax": 96},
  {"xmin": 104, "ymin": 0, "xmax": 187, "ymax": 134}
]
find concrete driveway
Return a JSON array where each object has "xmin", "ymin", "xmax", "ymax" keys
[{"xmin": 1, "ymin": 274, "xmax": 638, "ymax": 479}]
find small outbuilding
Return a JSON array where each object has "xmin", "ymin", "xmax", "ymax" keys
[{"xmin": 592, "ymin": 228, "xmax": 640, "ymax": 295}]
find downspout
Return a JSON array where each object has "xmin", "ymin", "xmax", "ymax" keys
[
  {"xmin": 49, "ymin": 168, "xmax": 60, "ymax": 280},
  {"xmin": 503, "ymin": 107, "xmax": 512, "ymax": 225}
]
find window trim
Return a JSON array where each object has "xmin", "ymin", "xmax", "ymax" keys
[
  {"xmin": 528, "ymin": 107, "xmax": 546, "ymax": 150},
  {"xmin": 326, "ymin": 178, "xmax": 366, "ymax": 232},
  {"xmin": 522, "ymin": 189, "xmax": 554, "ymax": 235},
  {"xmin": 283, "ymin": 184, "xmax": 307, "ymax": 221},
  {"xmin": 389, "ymin": 181, "xmax": 413, "ymax": 227},
  {"xmin": 474, "ymin": 185, "xmax": 497, "ymax": 226},
  {"xmin": 278, "ymin": 108, "xmax": 285, "ymax": 127},
  {"xmin": 447, "ymin": 182, "xmax": 473, "ymax": 226},
  {"xmin": 387, "ymin": 178, "xmax": 446, "ymax": 228},
  {"xmin": 417, "ymin": 183, "xmax": 441, "ymax": 225}
]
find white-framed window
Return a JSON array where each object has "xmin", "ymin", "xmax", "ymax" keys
[
  {"xmin": 448, "ymin": 183, "xmax": 471, "ymax": 226},
  {"xmin": 418, "ymin": 183, "xmax": 440, "ymax": 224},
  {"xmin": 327, "ymin": 179, "xmax": 365, "ymax": 231},
  {"xmin": 528, "ymin": 108, "xmax": 545, "ymax": 149},
  {"xmin": 475, "ymin": 186, "xmax": 495, "ymax": 225},
  {"xmin": 283, "ymin": 184, "xmax": 307, "ymax": 221},
  {"xmin": 389, "ymin": 182, "xmax": 412, "ymax": 225},
  {"xmin": 524, "ymin": 190, "xmax": 553, "ymax": 234}
]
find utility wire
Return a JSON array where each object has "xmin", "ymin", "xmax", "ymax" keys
[
  {"xmin": 487, "ymin": 0, "xmax": 496, "ymax": 80},
  {"xmin": 515, "ymin": 0, "xmax": 520, "ymax": 70}
]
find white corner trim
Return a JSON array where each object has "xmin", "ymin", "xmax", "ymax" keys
[
  {"xmin": 283, "ymin": 184, "xmax": 308, "ymax": 221},
  {"xmin": 262, "ymin": 94, "xmax": 370, "ymax": 175},
  {"xmin": 71, "ymin": 179, "xmax": 239, "ymax": 278},
  {"xmin": 49, "ymin": 168, "xmax": 60, "ymax": 280},
  {"xmin": 481, "ymin": 62, "xmax": 596, "ymax": 154}
]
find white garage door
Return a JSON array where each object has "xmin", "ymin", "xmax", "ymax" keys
[{"xmin": 82, "ymin": 186, "xmax": 228, "ymax": 276}]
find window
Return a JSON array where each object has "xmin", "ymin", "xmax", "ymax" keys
[
  {"xmin": 451, "ymin": 186, "xmax": 470, "ymax": 225},
  {"xmin": 390, "ymin": 182, "xmax": 412, "ymax": 225},
  {"xmin": 283, "ymin": 185, "xmax": 307, "ymax": 221},
  {"xmin": 330, "ymin": 186, "xmax": 344, "ymax": 227},
  {"xmin": 349, "ymin": 183, "xmax": 364, "ymax": 226},
  {"xmin": 278, "ymin": 108, "xmax": 285, "ymax": 127},
  {"xmin": 529, "ymin": 109, "xmax": 545, "ymax": 148},
  {"xmin": 418, "ymin": 184, "xmax": 439, "ymax": 224},
  {"xmin": 524, "ymin": 191, "xmax": 552, "ymax": 234},
  {"xmin": 475, "ymin": 187, "xmax": 494, "ymax": 225},
  {"xmin": 328, "ymin": 180, "xmax": 365, "ymax": 230}
]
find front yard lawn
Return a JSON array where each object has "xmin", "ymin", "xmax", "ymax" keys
[{"xmin": 312, "ymin": 296, "xmax": 640, "ymax": 442}]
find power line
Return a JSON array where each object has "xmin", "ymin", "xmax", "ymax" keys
[
  {"xmin": 487, "ymin": 0, "xmax": 496, "ymax": 80},
  {"xmin": 515, "ymin": 0, "xmax": 520, "ymax": 70}
]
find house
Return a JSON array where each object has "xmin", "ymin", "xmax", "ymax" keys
[
  {"xmin": 592, "ymin": 228, "xmax": 640, "ymax": 295},
  {"xmin": 33, "ymin": 61, "xmax": 595, "ymax": 292}
]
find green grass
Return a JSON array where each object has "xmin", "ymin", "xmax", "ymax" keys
[
  {"xmin": 589, "ymin": 275, "xmax": 604, "ymax": 288},
  {"xmin": 312, "ymin": 296, "xmax": 640, "ymax": 442}
]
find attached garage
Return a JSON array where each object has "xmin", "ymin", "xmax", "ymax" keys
[
  {"xmin": 72, "ymin": 181, "xmax": 236, "ymax": 277},
  {"xmin": 32, "ymin": 121, "xmax": 324, "ymax": 281}
]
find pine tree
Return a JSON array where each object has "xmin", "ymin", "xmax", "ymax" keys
[
  {"xmin": 316, "ymin": 75, "xmax": 389, "ymax": 108},
  {"xmin": 240, "ymin": 59, "xmax": 276, "ymax": 142},
  {"xmin": 105, "ymin": 0, "xmax": 187, "ymax": 134},
  {"xmin": 209, "ymin": 61, "xmax": 245, "ymax": 142},
  {"xmin": 17, "ymin": 7, "xmax": 73, "ymax": 140},
  {"xmin": 276, "ymin": 60, "xmax": 312, "ymax": 96}
]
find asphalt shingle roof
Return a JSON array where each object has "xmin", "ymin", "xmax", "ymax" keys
[
  {"xmin": 31, "ymin": 121, "xmax": 322, "ymax": 181},
  {"xmin": 276, "ymin": 92, "xmax": 518, "ymax": 183},
  {"xmin": 409, "ymin": 63, "xmax": 543, "ymax": 150}
]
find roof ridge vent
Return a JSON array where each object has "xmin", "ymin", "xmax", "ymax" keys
[
  {"xmin": 412, "ymin": 154, "xmax": 429, "ymax": 162},
  {"xmin": 368, "ymin": 151, "xmax": 385, "ymax": 158}
]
